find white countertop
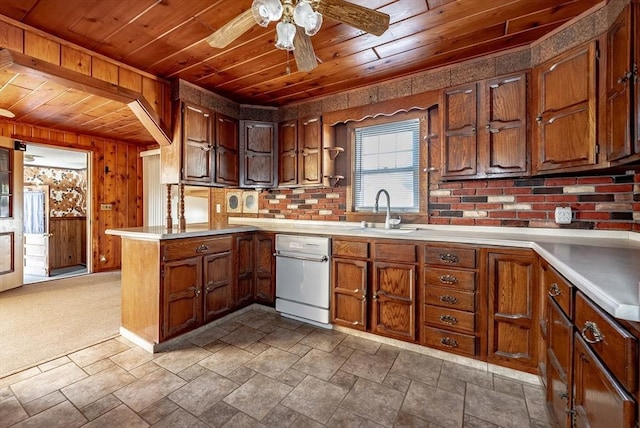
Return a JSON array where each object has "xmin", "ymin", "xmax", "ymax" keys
[{"xmin": 107, "ymin": 218, "xmax": 640, "ymax": 322}]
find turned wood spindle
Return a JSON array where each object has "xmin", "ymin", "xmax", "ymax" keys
[
  {"xmin": 179, "ymin": 183, "xmax": 186, "ymax": 231},
  {"xmin": 166, "ymin": 184, "xmax": 172, "ymax": 230}
]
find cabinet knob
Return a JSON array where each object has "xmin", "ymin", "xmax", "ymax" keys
[
  {"xmin": 439, "ymin": 314, "xmax": 458, "ymax": 325},
  {"xmin": 618, "ymin": 71, "xmax": 633, "ymax": 84},
  {"xmin": 581, "ymin": 321, "xmax": 604, "ymax": 344},
  {"xmin": 372, "ymin": 294, "xmax": 379, "ymax": 299},
  {"xmin": 548, "ymin": 283, "xmax": 562, "ymax": 297},
  {"xmin": 439, "ymin": 295, "xmax": 459, "ymax": 305},
  {"xmin": 536, "ymin": 116, "xmax": 542, "ymax": 124},
  {"xmin": 196, "ymin": 244, "xmax": 209, "ymax": 253},
  {"xmin": 439, "ymin": 274, "xmax": 458, "ymax": 285},
  {"xmin": 439, "ymin": 337, "xmax": 458, "ymax": 348}
]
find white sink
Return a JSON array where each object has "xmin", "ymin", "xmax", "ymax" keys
[{"xmin": 349, "ymin": 227, "xmax": 417, "ymax": 235}]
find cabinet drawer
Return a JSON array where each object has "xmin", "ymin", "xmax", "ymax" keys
[
  {"xmin": 424, "ymin": 245, "xmax": 476, "ymax": 269},
  {"xmin": 374, "ymin": 242, "xmax": 416, "ymax": 263},
  {"xmin": 542, "ymin": 262, "xmax": 573, "ymax": 319},
  {"xmin": 424, "ymin": 305, "xmax": 475, "ymax": 334},
  {"xmin": 163, "ymin": 236, "xmax": 232, "ymax": 262},
  {"xmin": 333, "ymin": 239, "xmax": 369, "ymax": 259},
  {"xmin": 423, "ymin": 268, "xmax": 476, "ymax": 291},
  {"xmin": 422, "ymin": 326, "xmax": 476, "ymax": 357},
  {"xmin": 575, "ymin": 292, "xmax": 638, "ymax": 393},
  {"xmin": 423, "ymin": 286, "xmax": 475, "ymax": 312}
]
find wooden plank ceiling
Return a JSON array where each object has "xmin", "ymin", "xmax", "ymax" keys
[{"xmin": 0, "ymin": 0, "xmax": 602, "ymax": 143}]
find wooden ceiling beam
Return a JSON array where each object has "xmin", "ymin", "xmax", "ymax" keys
[{"xmin": 0, "ymin": 48, "xmax": 171, "ymax": 146}]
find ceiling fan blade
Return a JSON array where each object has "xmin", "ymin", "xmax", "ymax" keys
[
  {"xmin": 205, "ymin": 9, "xmax": 256, "ymax": 49},
  {"xmin": 316, "ymin": 0, "xmax": 390, "ymax": 36},
  {"xmin": 293, "ymin": 28, "xmax": 318, "ymax": 72}
]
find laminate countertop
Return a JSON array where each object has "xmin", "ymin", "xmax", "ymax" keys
[{"xmin": 107, "ymin": 218, "xmax": 640, "ymax": 322}]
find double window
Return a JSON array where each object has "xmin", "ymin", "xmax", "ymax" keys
[{"xmin": 353, "ymin": 118, "xmax": 420, "ymax": 212}]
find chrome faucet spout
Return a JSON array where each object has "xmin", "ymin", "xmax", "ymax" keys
[{"xmin": 374, "ymin": 189, "xmax": 392, "ymax": 229}]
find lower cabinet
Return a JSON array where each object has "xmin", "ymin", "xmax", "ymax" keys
[
  {"xmin": 371, "ymin": 242, "xmax": 417, "ymax": 341},
  {"xmin": 235, "ymin": 233, "xmax": 254, "ymax": 308},
  {"xmin": 487, "ymin": 248, "xmax": 539, "ymax": 372},
  {"xmin": 161, "ymin": 236, "xmax": 233, "ymax": 341},
  {"xmin": 331, "ymin": 238, "xmax": 369, "ymax": 330},
  {"xmin": 253, "ymin": 232, "xmax": 275, "ymax": 305}
]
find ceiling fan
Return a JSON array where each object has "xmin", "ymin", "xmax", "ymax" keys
[{"xmin": 206, "ymin": 0, "xmax": 390, "ymax": 72}]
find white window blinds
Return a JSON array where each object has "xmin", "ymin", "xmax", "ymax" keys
[{"xmin": 354, "ymin": 118, "xmax": 420, "ymax": 212}]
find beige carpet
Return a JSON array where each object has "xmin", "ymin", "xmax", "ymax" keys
[{"xmin": 0, "ymin": 271, "xmax": 121, "ymax": 378}]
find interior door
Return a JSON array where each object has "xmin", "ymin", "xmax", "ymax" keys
[
  {"xmin": 23, "ymin": 185, "xmax": 50, "ymax": 277},
  {"xmin": 0, "ymin": 137, "xmax": 24, "ymax": 292}
]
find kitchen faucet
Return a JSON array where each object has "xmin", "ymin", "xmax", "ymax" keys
[{"xmin": 373, "ymin": 189, "xmax": 400, "ymax": 229}]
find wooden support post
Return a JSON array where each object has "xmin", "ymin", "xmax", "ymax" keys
[
  {"xmin": 179, "ymin": 183, "xmax": 186, "ymax": 231},
  {"xmin": 166, "ymin": 184, "xmax": 173, "ymax": 230}
]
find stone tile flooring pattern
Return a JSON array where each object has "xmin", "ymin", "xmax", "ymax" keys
[{"xmin": 0, "ymin": 309, "xmax": 554, "ymax": 427}]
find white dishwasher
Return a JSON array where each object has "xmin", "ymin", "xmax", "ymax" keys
[{"xmin": 274, "ymin": 234, "xmax": 332, "ymax": 327}]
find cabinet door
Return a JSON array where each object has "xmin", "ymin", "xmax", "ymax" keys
[
  {"xmin": 532, "ymin": 41, "xmax": 599, "ymax": 173},
  {"xmin": 182, "ymin": 103, "xmax": 214, "ymax": 184},
  {"xmin": 635, "ymin": 3, "xmax": 640, "ymax": 157},
  {"xmin": 573, "ymin": 334, "xmax": 636, "ymax": 428},
  {"xmin": 441, "ymin": 83, "xmax": 478, "ymax": 178},
  {"xmin": 235, "ymin": 234, "xmax": 254, "ymax": 307},
  {"xmin": 332, "ymin": 258, "xmax": 368, "ymax": 331},
  {"xmin": 546, "ymin": 298, "xmax": 573, "ymax": 428},
  {"xmin": 215, "ymin": 113, "xmax": 239, "ymax": 186},
  {"xmin": 241, "ymin": 121, "xmax": 275, "ymax": 188},
  {"xmin": 162, "ymin": 256, "xmax": 202, "ymax": 340},
  {"xmin": 372, "ymin": 261, "xmax": 416, "ymax": 341},
  {"xmin": 606, "ymin": 6, "xmax": 638, "ymax": 163},
  {"xmin": 278, "ymin": 121, "xmax": 297, "ymax": 185},
  {"xmin": 298, "ymin": 117, "xmax": 322, "ymax": 185},
  {"xmin": 203, "ymin": 250, "xmax": 233, "ymax": 323},
  {"xmin": 487, "ymin": 250, "xmax": 539, "ymax": 372},
  {"xmin": 254, "ymin": 233, "xmax": 275, "ymax": 305},
  {"xmin": 482, "ymin": 73, "xmax": 529, "ymax": 176}
]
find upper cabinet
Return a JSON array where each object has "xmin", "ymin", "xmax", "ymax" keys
[
  {"xmin": 441, "ymin": 72, "xmax": 529, "ymax": 180},
  {"xmin": 532, "ymin": 40, "xmax": 603, "ymax": 174},
  {"xmin": 161, "ymin": 101, "xmax": 239, "ymax": 187},
  {"xmin": 278, "ymin": 116, "xmax": 324, "ymax": 187},
  {"xmin": 605, "ymin": 3, "xmax": 640, "ymax": 165},
  {"xmin": 240, "ymin": 121, "xmax": 276, "ymax": 188}
]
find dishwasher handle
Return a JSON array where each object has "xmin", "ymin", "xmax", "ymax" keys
[{"xmin": 273, "ymin": 251, "xmax": 329, "ymax": 263}]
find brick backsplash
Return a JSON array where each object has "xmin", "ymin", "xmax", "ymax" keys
[{"xmin": 253, "ymin": 172, "xmax": 640, "ymax": 231}]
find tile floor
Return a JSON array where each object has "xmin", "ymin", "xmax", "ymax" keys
[{"xmin": 0, "ymin": 308, "xmax": 554, "ymax": 427}]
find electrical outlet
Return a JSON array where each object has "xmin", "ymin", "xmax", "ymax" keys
[
  {"xmin": 216, "ymin": 203, "xmax": 221, "ymax": 213},
  {"xmin": 555, "ymin": 207, "xmax": 572, "ymax": 224},
  {"xmin": 100, "ymin": 203, "xmax": 113, "ymax": 211}
]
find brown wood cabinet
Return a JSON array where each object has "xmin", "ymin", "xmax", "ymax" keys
[
  {"xmin": 331, "ymin": 238, "xmax": 369, "ymax": 331},
  {"xmin": 440, "ymin": 73, "xmax": 528, "ymax": 180},
  {"xmin": 532, "ymin": 40, "xmax": 603, "ymax": 174},
  {"xmin": 487, "ymin": 248, "xmax": 539, "ymax": 372},
  {"xmin": 421, "ymin": 244, "xmax": 484, "ymax": 358},
  {"xmin": 606, "ymin": 3, "xmax": 640, "ymax": 165},
  {"xmin": 278, "ymin": 116, "xmax": 323, "ymax": 187},
  {"xmin": 371, "ymin": 241, "xmax": 417, "ymax": 341},
  {"xmin": 234, "ymin": 233, "xmax": 254, "ymax": 308},
  {"xmin": 161, "ymin": 101, "xmax": 239, "ymax": 187},
  {"xmin": 240, "ymin": 121, "xmax": 276, "ymax": 188},
  {"xmin": 253, "ymin": 232, "xmax": 275, "ymax": 305}
]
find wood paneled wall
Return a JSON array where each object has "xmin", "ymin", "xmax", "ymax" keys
[
  {"xmin": 0, "ymin": 16, "xmax": 171, "ymax": 127},
  {"xmin": 0, "ymin": 119, "xmax": 143, "ymax": 272}
]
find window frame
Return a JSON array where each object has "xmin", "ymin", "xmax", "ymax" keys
[{"xmin": 345, "ymin": 110, "xmax": 430, "ymax": 221}]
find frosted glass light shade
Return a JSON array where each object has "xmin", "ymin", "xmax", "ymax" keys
[
  {"xmin": 251, "ymin": 0, "xmax": 283, "ymax": 27},
  {"xmin": 275, "ymin": 21, "xmax": 296, "ymax": 51},
  {"xmin": 293, "ymin": 1, "xmax": 322, "ymax": 36}
]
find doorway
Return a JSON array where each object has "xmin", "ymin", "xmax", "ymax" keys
[{"xmin": 22, "ymin": 144, "xmax": 90, "ymax": 284}]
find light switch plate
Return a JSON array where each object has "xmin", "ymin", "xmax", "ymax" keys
[{"xmin": 555, "ymin": 206, "xmax": 572, "ymax": 224}]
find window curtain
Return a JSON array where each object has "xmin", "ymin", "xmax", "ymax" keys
[{"xmin": 23, "ymin": 191, "xmax": 45, "ymax": 234}]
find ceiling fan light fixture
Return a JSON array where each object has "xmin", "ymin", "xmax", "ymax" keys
[
  {"xmin": 293, "ymin": 2, "xmax": 322, "ymax": 36},
  {"xmin": 275, "ymin": 21, "xmax": 296, "ymax": 51},
  {"xmin": 0, "ymin": 108, "xmax": 15, "ymax": 118},
  {"xmin": 251, "ymin": 0, "xmax": 283, "ymax": 27}
]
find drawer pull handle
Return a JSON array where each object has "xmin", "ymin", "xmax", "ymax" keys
[
  {"xmin": 439, "ymin": 253, "xmax": 459, "ymax": 264},
  {"xmin": 439, "ymin": 314, "xmax": 458, "ymax": 325},
  {"xmin": 548, "ymin": 283, "xmax": 562, "ymax": 297},
  {"xmin": 439, "ymin": 275, "xmax": 458, "ymax": 285},
  {"xmin": 560, "ymin": 391, "xmax": 569, "ymax": 401},
  {"xmin": 439, "ymin": 295, "xmax": 459, "ymax": 305},
  {"xmin": 196, "ymin": 244, "xmax": 209, "ymax": 253},
  {"xmin": 581, "ymin": 321, "xmax": 604, "ymax": 344},
  {"xmin": 440, "ymin": 337, "xmax": 458, "ymax": 348}
]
